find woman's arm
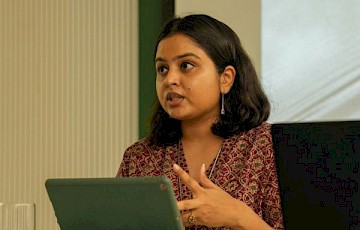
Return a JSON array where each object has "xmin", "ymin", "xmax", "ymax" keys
[{"xmin": 115, "ymin": 149, "xmax": 131, "ymax": 177}]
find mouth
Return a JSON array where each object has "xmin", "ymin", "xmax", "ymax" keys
[
  {"xmin": 166, "ymin": 92, "xmax": 183, "ymax": 101},
  {"xmin": 166, "ymin": 92, "xmax": 184, "ymax": 106}
]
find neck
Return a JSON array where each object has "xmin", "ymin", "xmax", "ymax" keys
[
  {"xmin": 179, "ymin": 117, "xmax": 223, "ymax": 184},
  {"xmin": 181, "ymin": 117, "xmax": 214, "ymax": 141},
  {"xmin": 181, "ymin": 118, "xmax": 222, "ymax": 145}
]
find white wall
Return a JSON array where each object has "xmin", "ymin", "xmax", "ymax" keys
[
  {"xmin": 0, "ymin": 0, "xmax": 138, "ymax": 229},
  {"xmin": 262, "ymin": 0, "xmax": 360, "ymax": 122}
]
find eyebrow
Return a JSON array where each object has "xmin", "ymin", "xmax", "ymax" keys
[{"xmin": 155, "ymin": 52, "xmax": 201, "ymax": 63}]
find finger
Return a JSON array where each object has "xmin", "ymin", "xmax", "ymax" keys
[
  {"xmin": 180, "ymin": 212, "xmax": 191, "ymax": 227},
  {"xmin": 180, "ymin": 210, "xmax": 200, "ymax": 227},
  {"xmin": 199, "ymin": 163, "xmax": 219, "ymax": 189},
  {"xmin": 177, "ymin": 199, "xmax": 200, "ymax": 211},
  {"xmin": 173, "ymin": 164, "xmax": 202, "ymax": 195}
]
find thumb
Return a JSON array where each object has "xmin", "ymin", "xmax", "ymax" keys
[{"xmin": 200, "ymin": 164, "xmax": 218, "ymax": 189}]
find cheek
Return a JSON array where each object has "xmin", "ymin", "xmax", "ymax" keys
[
  {"xmin": 156, "ymin": 90, "xmax": 160, "ymax": 100},
  {"xmin": 156, "ymin": 82, "xmax": 168, "ymax": 110},
  {"xmin": 155, "ymin": 82, "xmax": 162, "ymax": 99},
  {"xmin": 193, "ymin": 77, "xmax": 220, "ymax": 94}
]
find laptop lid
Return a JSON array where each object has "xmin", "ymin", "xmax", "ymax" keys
[
  {"xmin": 272, "ymin": 121, "xmax": 360, "ymax": 230},
  {"xmin": 45, "ymin": 176, "xmax": 184, "ymax": 230}
]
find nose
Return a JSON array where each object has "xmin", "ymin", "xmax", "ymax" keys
[{"xmin": 164, "ymin": 68, "xmax": 180, "ymax": 86}]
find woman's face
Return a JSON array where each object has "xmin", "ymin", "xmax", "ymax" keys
[{"xmin": 155, "ymin": 34, "xmax": 221, "ymax": 123}]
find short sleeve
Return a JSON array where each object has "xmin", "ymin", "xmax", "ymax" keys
[
  {"xmin": 115, "ymin": 148, "xmax": 131, "ymax": 177},
  {"xmin": 261, "ymin": 128, "xmax": 284, "ymax": 229}
]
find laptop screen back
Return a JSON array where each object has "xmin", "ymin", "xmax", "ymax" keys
[{"xmin": 45, "ymin": 176, "xmax": 184, "ymax": 230}]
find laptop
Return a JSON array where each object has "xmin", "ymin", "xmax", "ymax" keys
[
  {"xmin": 45, "ymin": 176, "xmax": 184, "ymax": 230},
  {"xmin": 271, "ymin": 121, "xmax": 360, "ymax": 230}
]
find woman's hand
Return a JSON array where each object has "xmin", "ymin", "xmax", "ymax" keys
[
  {"xmin": 173, "ymin": 163, "xmax": 244, "ymax": 228},
  {"xmin": 173, "ymin": 163, "xmax": 274, "ymax": 230}
]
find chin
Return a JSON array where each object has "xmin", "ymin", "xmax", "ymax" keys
[
  {"xmin": 166, "ymin": 107, "xmax": 194, "ymax": 121},
  {"xmin": 167, "ymin": 111, "xmax": 187, "ymax": 120},
  {"xmin": 167, "ymin": 113, "xmax": 182, "ymax": 120}
]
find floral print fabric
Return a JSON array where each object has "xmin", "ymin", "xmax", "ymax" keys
[{"xmin": 116, "ymin": 123, "xmax": 284, "ymax": 229}]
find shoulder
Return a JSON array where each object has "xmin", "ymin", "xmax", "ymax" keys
[
  {"xmin": 124, "ymin": 137, "xmax": 147, "ymax": 152},
  {"xmin": 249, "ymin": 122, "xmax": 273, "ymax": 150},
  {"xmin": 247, "ymin": 122, "xmax": 272, "ymax": 137},
  {"xmin": 232, "ymin": 122, "xmax": 272, "ymax": 143},
  {"xmin": 226, "ymin": 122, "xmax": 274, "ymax": 160},
  {"xmin": 123, "ymin": 137, "xmax": 155, "ymax": 157},
  {"xmin": 122, "ymin": 137, "xmax": 168, "ymax": 159}
]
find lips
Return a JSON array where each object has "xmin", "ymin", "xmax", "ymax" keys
[{"xmin": 166, "ymin": 92, "xmax": 184, "ymax": 106}]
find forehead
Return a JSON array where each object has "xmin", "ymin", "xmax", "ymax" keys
[{"xmin": 156, "ymin": 34, "xmax": 206, "ymax": 59}]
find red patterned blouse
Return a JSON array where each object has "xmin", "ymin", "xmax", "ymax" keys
[{"xmin": 116, "ymin": 123, "xmax": 284, "ymax": 229}]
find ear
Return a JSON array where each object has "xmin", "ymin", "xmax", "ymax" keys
[{"xmin": 220, "ymin": 65, "xmax": 236, "ymax": 94}]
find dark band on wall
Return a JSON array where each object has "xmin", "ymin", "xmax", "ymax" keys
[{"xmin": 161, "ymin": 0, "xmax": 175, "ymax": 25}]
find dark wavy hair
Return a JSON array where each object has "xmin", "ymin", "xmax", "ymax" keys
[{"xmin": 149, "ymin": 14, "xmax": 270, "ymax": 146}]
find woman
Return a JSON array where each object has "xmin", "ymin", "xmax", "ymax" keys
[{"xmin": 117, "ymin": 14, "xmax": 284, "ymax": 229}]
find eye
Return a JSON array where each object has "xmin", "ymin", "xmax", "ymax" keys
[
  {"xmin": 156, "ymin": 65, "xmax": 168, "ymax": 75},
  {"xmin": 180, "ymin": 62, "xmax": 195, "ymax": 70}
]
